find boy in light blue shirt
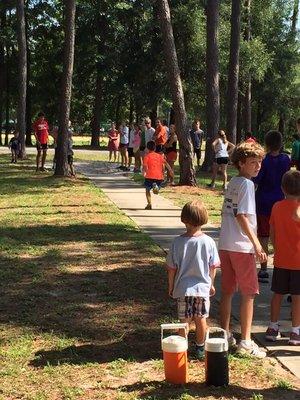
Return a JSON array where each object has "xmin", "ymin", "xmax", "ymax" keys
[{"xmin": 166, "ymin": 200, "xmax": 220, "ymax": 360}]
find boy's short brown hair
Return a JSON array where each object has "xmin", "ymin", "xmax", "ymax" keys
[
  {"xmin": 265, "ymin": 130, "xmax": 282, "ymax": 152},
  {"xmin": 181, "ymin": 200, "xmax": 208, "ymax": 227},
  {"xmin": 281, "ymin": 170, "xmax": 300, "ymax": 196},
  {"xmin": 231, "ymin": 141, "xmax": 265, "ymax": 169}
]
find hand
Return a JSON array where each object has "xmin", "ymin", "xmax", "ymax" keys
[
  {"xmin": 254, "ymin": 244, "xmax": 267, "ymax": 263},
  {"xmin": 168, "ymin": 287, "xmax": 173, "ymax": 297},
  {"xmin": 209, "ymin": 285, "xmax": 216, "ymax": 297}
]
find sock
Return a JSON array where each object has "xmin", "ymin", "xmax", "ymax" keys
[
  {"xmin": 196, "ymin": 342, "xmax": 204, "ymax": 348},
  {"xmin": 269, "ymin": 321, "xmax": 279, "ymax": 330},
  {"xmin": 291, "ymin": 326, "xmax": 300, "ymax": 334},
  {"xmin": 240, "ymin": 339, "xmax": 252, "ymax": 347}
]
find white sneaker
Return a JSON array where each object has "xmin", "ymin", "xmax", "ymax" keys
[
  {"xmin": 152, "ymin": 183, "xmax": 159, "ymax": 194},
  {"xmin": 237, "ymin": 340, "xmax": 266, "ymax": 358}
]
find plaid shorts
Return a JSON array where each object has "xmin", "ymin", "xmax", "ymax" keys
[{"xmin": 177, "ymin": 296, "xmax": 210, "ymax": 319}]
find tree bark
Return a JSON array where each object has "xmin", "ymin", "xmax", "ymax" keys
[
  {"xmin": 0, "ymin": 9, "xmax": 5, "ymax": 146},
  {"xmin": 202, "ymin": 0, "xmax": 220, "ymax": 171},
  {"xmin": 55, "ymin": 0, "xmax": 76, "ymax": 176},
  {"xmin": 5, "ymin": 45, "xmax": 10, "ymax": 146},
  {"xmin": 291, "ymin": 0, "xmax": 299, "ymax": 34},
  {"xmin": 16, "ymin": 0, "xmax": 27, "ymax": 158},
  {"xmin": 25, "ymin": 0, "xmax": 32, "ymax": 146},
  {"xmin": 243, "ymin": 0, "xmax": 251, "ymax": 133},
  {"xmin": 90, "ymin": 69, "xmax": 102, "ymax": 148},
  {"xmin": 226, "ymin": 0, "xmax": 241, "ymax": 144},
  {"xmin": 156, "ymin": 0, "xmax": 196, "ymax": 186}
]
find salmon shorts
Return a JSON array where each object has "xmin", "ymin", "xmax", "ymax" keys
[{"xmin": 219, "ymin": 250, "xmax": 259, "ymax": 295}]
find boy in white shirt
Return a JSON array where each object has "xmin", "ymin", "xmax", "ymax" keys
[{"xmin": 219, "ymin": 141, "xmax": 267, "ymax": 358}]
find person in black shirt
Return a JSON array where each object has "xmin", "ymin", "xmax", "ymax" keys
[{"xmin": 8, "ymin": 131, "xmax": 21, "ymax": 163}]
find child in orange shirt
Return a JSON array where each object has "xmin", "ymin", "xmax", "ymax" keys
[
  {"xmin": 265, "ymin": 170, "xmax": 300, "ymax": 345},
  {"xmin": 143, "ymin": 141, "xmax": 173, "ymax": 210}
]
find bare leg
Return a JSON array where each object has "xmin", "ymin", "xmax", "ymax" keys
[
  {"xmin": 36, "ymin": 150, "xmax": 41, "ymax": 171},
  {"xmin": 220, "ymin": 292, "xmax": 233, "ymax": 333},
  {"xmin": 270, "ymin": 293, "xmax": 283, "ymax": 322},
  {"xmin": 109, "ymin": 151, "xmax": 112, "ymax": 162},
  {"xmin": 220, "ymin": 164, "xmax": 228, "ymax": 188},
  {"xmin": 194, "ymin": 316, "xmax": 207, "ymax": 344},
  {"xmin": 146, "ymin": 189, "xmax": 151, "ymax": 206},
  {"xmin": 210, "ymin": 163, "xmax": 218, "ymax": 186},
  {"xmin": 291, "ymin": 295, "xmax": 300, "ymax": 327},
  {"xmin": 41, "ymin": 150, "xmax": 47, "ymax": 169},
  {"xmin": 240, "ymin": 294, "xmax": 255, "ymax": 341},
  {"xmin": 113, "ymin": 151, "xmax": 117, "ymax": 162}
]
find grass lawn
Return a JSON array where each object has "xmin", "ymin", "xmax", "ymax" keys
[{"xmin": 0, "ymin": 155, "xmax": 299, "ymax": 399}]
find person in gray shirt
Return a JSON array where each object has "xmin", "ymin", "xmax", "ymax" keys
[{"xmin": 166, "ymin": 200, "xmax": 220, "ymax": 360}]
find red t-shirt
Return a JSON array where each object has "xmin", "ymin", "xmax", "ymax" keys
[
  {"xmin": 33, "ymin": 118, "xmax": 49, "ymax": 144},
  {"xmin": 269, "ymin": 199, "xmax": 300, "ymax": 269},
  {"xmin": 143, "ymin": 152, "xmax": 164, "ymax": 180}
]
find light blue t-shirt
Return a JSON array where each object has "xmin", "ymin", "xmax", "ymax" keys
[{"xmin": 166, "ymin": 234, "xmax": 220, "ymax": 298}]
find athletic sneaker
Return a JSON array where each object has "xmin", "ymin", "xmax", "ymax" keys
[
  {"xmin": 258, "ymin": 269, "xmax": 269, "ymax": 283},
  {"xmin": 152, "ymin": 183, "xmax": 160, "ymax": 194},
  {"xmin": 288, "ymin": 332, "xmax": 300, "ymax": 346},
  {"xmin": 145, "ymin": 204, "xmax": 152, "ymax": 210},
  {"xmin": 195, "ymin": 345, "xmax": 205, "ymax": 361},
  {"xmin": 236, "ymin": 341, "xmax": 266, "ymax": 358},
  {"xmin": 206, "ymin": 183, "xmax": 215, "ymax": 189},
  {"xmin": 228, "ymin": 333, "xmax": 237, "ymax": 348},
  {"xmin": 265, "ymin": 327, "xmax": 281, "ymax": 342}
]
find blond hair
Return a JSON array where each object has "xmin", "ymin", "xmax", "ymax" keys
[
  {"xmin": 181, "ymin": 200, "xmax": 208, "ymax": 227},
  {"xmin": 231, "ymin": 141, "xmax": 265, "ymax": 169}
]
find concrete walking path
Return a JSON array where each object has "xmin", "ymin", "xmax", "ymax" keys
[{"xmin": 76, "ymin": 160, "xmax": 300, "ymax": 380}]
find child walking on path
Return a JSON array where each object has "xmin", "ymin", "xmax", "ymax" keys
[
  {"xmin": 265, "ymin": 170, "xmax": 300, "ymax": 345},
  {"xmin": 219, "ymin": 141, "xmax": 267, "ymax": 358},
  {"xmin": 166, "ymin": 200, "xmax": 220, "ymax": 360},
  {"xmin": 253, "ymin": 131, "xmax": 290, "ymax": 283},
  {"xmin": 143, "ymin": 141, "xmax": 173, "ymax": 210},
  {"xmin": 8, "ymin": 131, "xmax": 21, "ymax": 163}
]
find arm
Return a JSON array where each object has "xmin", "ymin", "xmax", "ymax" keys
[
  {"xmin": 236, "ymin": 214, "xmax": 267, "ymax": 262},
  {"xmin": 167, "ymin": 266, "xmax": 177, "ymax": 297},
  {"xmin": 269, "ymin": 224, "xmax": 275, "ymax": 247},
  {"xmin": 209, "ymin": 267, "xmax": 216, "ymax": 296},
  {"xmin": 164, "ymin": 158, "xmax": 174, "ymax": 177}
]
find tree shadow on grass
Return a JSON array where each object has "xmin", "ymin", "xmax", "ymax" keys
[{"xmin": 116, "ymin": 380, "xmax": 300, "ymax": 400}]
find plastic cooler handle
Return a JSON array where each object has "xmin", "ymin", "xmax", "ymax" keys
[
  {"xmin": 205, "ymin": 327, "xmax": 228, "ymax": 341},
  {"xmin": 161, "ymin": 323, "xmax": 189, "ymax": 341}
]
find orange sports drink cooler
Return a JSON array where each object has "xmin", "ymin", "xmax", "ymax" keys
[{"xmin": 161, "ymin": 323, "xmax": 189, "ymax": 384}]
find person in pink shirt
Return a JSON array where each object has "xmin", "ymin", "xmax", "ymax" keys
[
  {"xmin": 107, "ymin": 122, "xmax": 119, "ymax": 162},
  {"xmin": 33, "ymin": 112, "xmax": 49, "ymax": 172}
]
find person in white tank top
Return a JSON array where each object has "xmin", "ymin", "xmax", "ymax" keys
[{"xmin": 207, "ymin": 130, "xmax": 235, "ymax": 190}]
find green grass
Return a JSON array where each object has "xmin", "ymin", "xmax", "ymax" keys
[{"xmin": 0, "ymin": 155, "xmax": 298, "ymax": 399}]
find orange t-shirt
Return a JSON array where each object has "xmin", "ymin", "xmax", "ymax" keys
[
  {"xmin": 269, "ymin": 199, "xmax": 300, "ymax": 269},
  {"xmin": 155, "ymin": 125, "xmax": 167, "ymax": 145},
  {"xmin": 143, "ymin": 151, "xmax": 164, "ymax": 180}
]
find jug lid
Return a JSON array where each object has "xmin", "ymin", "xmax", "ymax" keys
[
  {"xmin": 162, "ymin": 335, "xmax": 188, "ymax": 353},
  {"xmin": 205, "ymin": 338, "xmax": 228, "ymax": 353}
]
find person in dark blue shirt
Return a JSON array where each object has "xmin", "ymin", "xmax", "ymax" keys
[{"xmin": 189, "ymin": 119, "xmax": 204, "ymax": 169}]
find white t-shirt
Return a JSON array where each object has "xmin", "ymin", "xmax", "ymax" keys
[
  {"xmin": 120, "ymin": 126, "xmax": 129, "ymax": 144},
  {"xmin": 128, "ymin": 128, "xmax": 135, "ymax": 147},
  {"xmin": 145, "ymin": 127, "xmax": 155, "ymax": 145},
  {"xmin": 215, "ymin": 139, "xmax": 229, "ymax": 158},
  {"xmin": 218, "ymin": 176, "xmax": 257, "ymax": 253}
]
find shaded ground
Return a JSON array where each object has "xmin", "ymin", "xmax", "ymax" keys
[{"xmin": 0, "ymin": 155, "xmax": 299, "ymax": 399}]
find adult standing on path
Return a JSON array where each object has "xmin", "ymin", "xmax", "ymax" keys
[
  {"xmin": 190, "ymin": 119, "xmax": 204, "ymax": 170},
  {"xmin": 154, "ymin": 118, "xmax": 167, "ymax": 153},
  {"xmin": 119, "ymin": 122, "xmax": 129, "ymax": 171},
  {"xmin": 33, "ymin": 112, "xmax": 49, "ymax": 172},
  {"xmin": 107, "ymin": 122, "xmax": 119, "ymax": 163},
  {"xmin": 207, "ymin": 130, "xmax": 235, "ymax": 190}
]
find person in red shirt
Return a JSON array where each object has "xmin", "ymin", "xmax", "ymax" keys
[
  {"xmin": 143, "ymin": 141, "xmax": 173, "ymax": 210},
  {"xmin": 33, "ymin": 112, "xmax": 49, "ymax": 171},
  {"xmin": 153, "ymin": 118, "xmax": 167, "ymax": 153}
]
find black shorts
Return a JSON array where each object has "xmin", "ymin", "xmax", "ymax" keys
[
  {"xmin": 194, "ymin": 148, "xmax": 201, "ymax": 160},
  {"xmin": 215, "ymin": 157, "xmax": 229, "ymax": 165},
  {"xmin": 271, "ymin": 267, "xmax": 300, "ymax": 295},
  {"xmin": 128, "ymin": 147, "xmax": 134, "ymax": 157},
  {"xmin": 144, "ymin": 178, "xmax": 163, "ymax": 191},
  {"xmin": 155, "ymin": 144, "xmax": 165, "ymax": 153},
  {"xmin": 36, "ymin": 143, "xmax": 48, "ymax": 151},
  {"xmin": 68, "ymin": 154, "xmax": 73, "ymax": 164}
]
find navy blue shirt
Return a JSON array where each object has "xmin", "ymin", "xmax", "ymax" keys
[{"xmin": 190, "ymin": 129, "xmax": 203, "ymax": 149}]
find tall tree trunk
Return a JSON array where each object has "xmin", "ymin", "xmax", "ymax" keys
[
  {"xmin": 55, "ymin": 0, "xmax": 76, "ymax": 176},
  {"xmin": 156, "ymin": 0, "xmax": 196, "ymax": 186},
  {"xmin": 25, "ymin": 0, "xmax": 32, "ymax": 146},
  {"xmin": 0, "ymin": 9, "xmax": 5, "ymax": 146},
  {"xmin": 291, "ymin": 0, "xmax": 299, "ymax": 34},
  {"xmin": 90, "ymin": 69, "xmax": 102, "ymax": 148},
  {"xmin": 226, "ymin": 0, "xmax": 241, "ymax": 144},
  {"xmin": 278, "ymin": 114, "xmax": 285, "ymax": 134},
  {"xmin": 5, "ymin": 46, "xmax": 10, "ymax": 146},
  {"xmin": 115, "ymin": 95, "xmax": 121, "ymax": 127},
  {"xmin": 202, "ymin": 0, "xmax": 220, "ymax": 171},
  {"xmin": 237, "ymin": 91, "xmax": 242, "ymax": 143},
  {"xmin": 129, "ymin": 95, "xmax": 134, "ymax": 124},
  {"xmin": 16, "ymin": 0, "xmax": 27, "ymax": 158},
  {"xmin": 243, "ymin": 0, "xmax": 251, "ymax": 133}
]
